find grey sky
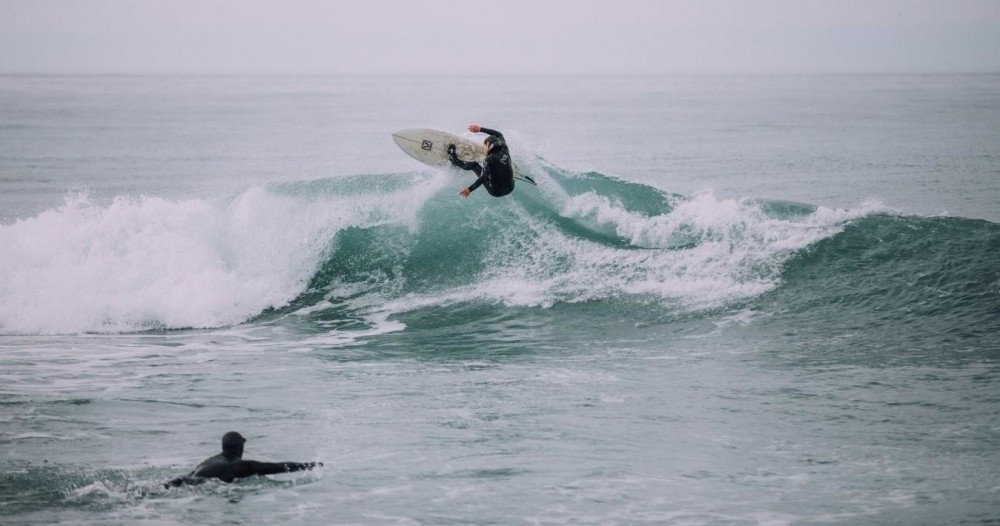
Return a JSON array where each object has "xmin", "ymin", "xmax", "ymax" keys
[{"xmin": 2, "ymin": 0, "xmax": 999, "ymax": 74}]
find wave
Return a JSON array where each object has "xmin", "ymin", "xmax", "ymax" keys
[
  {"xmin": 763, "ymin": 213, "xmax": 1000, "ymax": 356},
  {"xmin": 2, "ymin": 160, "xmax": 994, "ymax": 335}
]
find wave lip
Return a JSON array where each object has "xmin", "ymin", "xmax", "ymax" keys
[
  {"xmin": 401, "ymin": 191, "xmax": 885, "ymax": 313},
  {"xmin": 0, "ymin": 192, "xmax": 307, "ymax": 334},
  {"xmin": 350, "ymin": 163, "xmax": 890, "ymax": 318}
]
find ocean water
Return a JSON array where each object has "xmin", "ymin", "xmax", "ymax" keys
[{"xmin": 1, "ymin": 75, "xmax": 998, "ymax": 525}]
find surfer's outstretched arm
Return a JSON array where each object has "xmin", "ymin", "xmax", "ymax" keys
[
  {"xmin": 459, "ymin": 172, "xmax": 486, "ymax": 198},
  {"xmin": 478, "ymin": 127, "xmax": 504, "ymax": 141},
  {"xmin": 465, "ymin": 167, "xmax": 488, "ymax": 194},
  {"xmin": 164, "ymin": 461, "xmax": 321, "ymax": 487},
  {"xmin": 468, "ymin": 123, "xmax": 504, "ymax": 141},
  {"xmin": 234, "ymin": 460, "xmax": 322, "ymax": 478}
]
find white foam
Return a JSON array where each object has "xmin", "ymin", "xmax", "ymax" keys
[
  {"xmin": 384, "ymin": 191, "xmax": 887, "ymax": 315},
  {"xmin": 556, "ymin": 192, "xmax": 883, "ymax": 306},
  {"xmin": 0, "ymin": 176, "xmax": 445, "ymax": 335},
  {"xmin": 1, "ymin": 171, "xmax": 887, "ymax": 333}
]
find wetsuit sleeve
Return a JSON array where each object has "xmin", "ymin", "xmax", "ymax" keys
[
  {"xmin": 466, "ymin": 162, "xmax": 489, "ymax": 193},
  {"xmin": 479, "ymin": 127, "xmax": 504, "ymax": 141},
  {"xmin": 234, "ymin": 460, "xmax": 322, "ymax": 478}
]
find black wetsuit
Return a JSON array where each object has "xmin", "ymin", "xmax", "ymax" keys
[
  {"xmin": 448, "ymin": 127, "xmax": 515, "ymax": 197},
  {"xmin": 165, "ymin": 432, "xmax": 320, "ymax": 487}
]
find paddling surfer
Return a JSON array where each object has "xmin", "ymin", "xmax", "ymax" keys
[{"xmin": 165, "ymin": 431, "xmax": 321, "ymax": 487}]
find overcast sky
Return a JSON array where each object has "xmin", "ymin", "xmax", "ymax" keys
[{"xmin": 2, "ymin": 0, "xmax": 999, "ymax": 75}]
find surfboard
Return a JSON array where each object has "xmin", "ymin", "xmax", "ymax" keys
[{"xmin": 392, "ymin": 128, "xmax": 537, "ymax": 185}]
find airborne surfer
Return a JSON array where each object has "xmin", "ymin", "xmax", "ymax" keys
[
  {"xmin": 447, "ymin": 124, "xmax": 515, "ymax": 198},
  {"xmin": 164, "ymin": 431, "xmax": 322, "ymax": 487}
]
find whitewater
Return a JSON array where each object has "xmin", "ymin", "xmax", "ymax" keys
[
  {"xmin": 0, "ymin": 168, "xmax": 881, "ymax": 335},
  {"xmin": 1, "ymin": 75, "xmax": 998, "ymax": 525}
]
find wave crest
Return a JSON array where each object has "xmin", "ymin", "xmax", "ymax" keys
[{"xmin": 0, "ymin": 167, "xmax": 892, "ymax": 334}]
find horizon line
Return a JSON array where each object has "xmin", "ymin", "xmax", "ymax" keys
[{"xmin": 3, "ymin": 70, "xmax": 999, "ymax": 78}]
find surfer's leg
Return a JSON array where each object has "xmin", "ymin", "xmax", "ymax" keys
[
  {"xmin": 454, "ymin": 159, "xmax": 481, "ymax": 174},
  {"xmin": 447, "ymin": 145, "xmax": 482, "ymax": 175},
  {"xmin": 164, "ymin": 475, "xmax": 207, "ymax": 488}
]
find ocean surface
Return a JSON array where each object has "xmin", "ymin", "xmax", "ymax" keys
[{"xmin": 1, "ymin": 74, "xmax": 998, "ymax": 525}]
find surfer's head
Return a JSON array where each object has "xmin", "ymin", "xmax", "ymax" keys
[
  {"xmin": 221, "ymin": 431, "xmax": 246, "ymax": 458},
  {"xmin": 484, "ymin": 135, "xmax": 502, "ymax": 153}
]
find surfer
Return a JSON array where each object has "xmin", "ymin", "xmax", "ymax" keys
[
  {"xmin": 164, "ymin": 431, "xmax": 322, "ymax": 487},
  {"xmin": 447, "ymin": 124, "xmax": 515, "ymax": 198}
]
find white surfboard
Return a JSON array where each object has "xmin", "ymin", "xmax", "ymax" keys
[{"xmin": 392, "ymin": 128, "xmax": 537, "ymax": 185}]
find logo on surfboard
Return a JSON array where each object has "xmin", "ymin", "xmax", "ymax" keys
[{"xmin": 421, "ymin": 140, "xmax": 433, "ymax": 151}]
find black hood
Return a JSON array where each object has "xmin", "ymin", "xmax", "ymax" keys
[
  {"xmin": 222, "ymin": 431, "xmax": 246, "ymax": 458},
  {"xmin": 484, "ymin": 135, "xmax": 506, "ymax": 154}
]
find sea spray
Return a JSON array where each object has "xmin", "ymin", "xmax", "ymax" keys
[
  {"xmin": 0, "ymin": 167, "xmax": 890, "ymax": 335},
  {"xmin": 0, "ymin": 174, "xmax": 446, "ymax": 334},
  {"xmin": 366, "ymin": 169, "xmax": 889, "ymax": 315}
]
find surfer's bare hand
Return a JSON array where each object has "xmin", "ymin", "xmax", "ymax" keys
[
  {"xmin": 468, "ymin": 124, "xmax": 481, "ymax": 133},
  {"xmin": 460, "ymin": 188, "xmax": 471, "ymax": 198}
]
